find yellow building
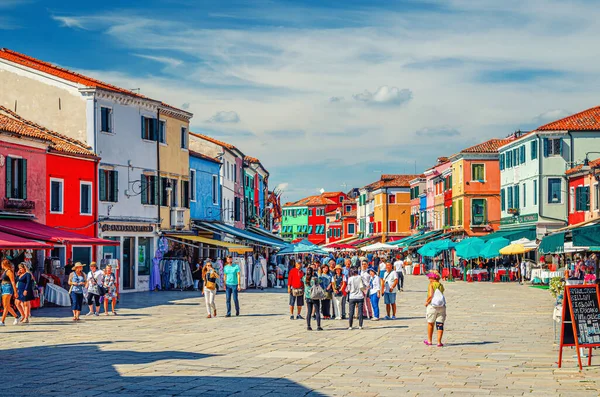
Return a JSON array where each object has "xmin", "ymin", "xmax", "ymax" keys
[
  {"xmin": 158, "ymin": 104, "xmax": 193, "ymax": 231},
  {"xmin": 370, "ymin": 174, "xmax": 419, "ymax": 241}
]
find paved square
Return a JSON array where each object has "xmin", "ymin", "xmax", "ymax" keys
[{"xmin": 2, "ymin": 276, "xmax": 599, "ymax": 396}]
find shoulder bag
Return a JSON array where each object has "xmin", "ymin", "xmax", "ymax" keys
[
  {"xmin": 431, "ymin": 287, "xmax": 446, "ymax": 307},
  {"xmin": 309, "ymin": 279, "xmax": 326, "ymax": 300},
  {"xmin": 92, "ymin": 273, "xmax": 106, "ymax": 296}
]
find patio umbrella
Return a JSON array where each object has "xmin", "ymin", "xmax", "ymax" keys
[
  {"xmin": 362, "ymin": 242, "xmax": 396, "ymax": 252},
  {"xmin": 512, "ymin": 238, "xmax": 538, "ymax": 249},
  {"xmin": 499, "ymin": 243, "xmax": 534, "ymax": 255},
  {"xmin": 277, "ymin": 239, "xmax": 328, "ymax": 255},
  {"xmin": 418, "ymin": 239, "xmax": 456, "ymax": 258},
  {"xmin": 455, "ymin": 237, "xmax": 485, "ymax": 260},
  {"xmin": 479, "ymin": 237, "xmax": 510, "ymax": 259}
]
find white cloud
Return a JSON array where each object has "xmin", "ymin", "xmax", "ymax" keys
[
  {"xmin": 353, "ymin": 86, "xmax": 413, "ymax": 106},
  {"xmin": 533, "ymin": 109, "xmax": 571, "ymax": 125},
  {"xmin": 133, "ymin": 53, "xmax": 183, "ymax": 68},
  {"xmin": 207, "ymin": 111, "xmax": 241, "ymax": 123},
  {"xmin": 51, "ymin": 15, "xmax": 88, "ymax": 29}
]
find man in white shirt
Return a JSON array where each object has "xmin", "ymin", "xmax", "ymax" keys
[
  {"xmin": 360, "ymin": 260, "xmax": 374, "ymax": 319},
  {"xmin": 393, "ymin": 254, "xmax": 405, "ymax": 291},
  {"xmin": 380, "ymin": 261, "xmax": 399, "ymax": 320}
]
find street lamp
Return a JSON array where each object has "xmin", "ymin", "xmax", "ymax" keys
[{"xmin": 581, "ymin": 152, "xmax": 600, "ymax": 172}]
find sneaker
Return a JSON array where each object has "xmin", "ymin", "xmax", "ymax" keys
[
  {"xmin": 391, "ymin": 316, "xmax": 396, "ymax": 320},
  {"xmin": 371, "ymin": 317, "xmax": 379, "ymax": 321},
  {"xmin": 225, "ymin": 314, "xmax": 231, "ymax": 317},
  {"xmin": 0, "ymin": 322, "xmax": 4, "ymax": 326},
  {"xmin": 94, "ymin": 312, "xmax": 100, "ymax": 317},
  {"xmin": 317, "ymin": 327, "xmax": 323, "ymax": 331},
  {"xmin": 307, "ymin": 326, "xmax": 313, "ymax": 331},
  {"xmin": 348, "ymin": 326, "xmax": 353, "ymax": 330},
  {"xmin": 384, "ymin": 316, "xmax": 391, "ymax": 320},
  {"xmin": 86, "ymin": 312, "xmax": 92, "ymax": 317},
  {"xmin": 290, "ymin": 315, "xmax": 294, "ymax": 320},
  {"xmin": 358, "ymin": 326, "xmax": 363, "ymax": 330},
  {"xmin": 296, "ymin": 315, "xmax": 304, "ymax": 320},
  {"xmin": 13, "ymin": 318, "xmax": 20, "ymax": 325},
  {"xmin": 335, "ymin": 317, "xmax": 342, "ymax": 320}
]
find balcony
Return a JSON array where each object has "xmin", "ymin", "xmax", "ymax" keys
[
  {"xmin": 170, "ymin": 208, "xmax": 185, "ymax": 229},
  {"xmin": 3, "ymin": 198, "xmax": 35, "ymax": 211}
]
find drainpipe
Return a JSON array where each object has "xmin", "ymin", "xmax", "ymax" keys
[{"xmin": 156, "ymin": 107, "xmax": 161, "ymax": 229}]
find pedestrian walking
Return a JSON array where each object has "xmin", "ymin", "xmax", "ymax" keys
[
  {"xmin": 346, "ymin": 269, "xmax": 367, "ymax": 330},
  {"xmin": 303, "ymin": 267, "xmax": 324, "ymax": 331},
  {"xmin": 424, "ymin": 271, "xmax": 446, "ymax": 347},
  {"xmin": 380, "ymin": 261, "xmax": 399, "ymax": 320},
  {"xmin": 68, "ymin": 262, "xmax": 86, "ymax": 321},
  {"xmin": 378, "ymin": 258, "xmax": 386, "ymax": 278},
  {"xmin": 202, "ymin": 261, "xmax": 219, "ymax": 318},
  {"xmin": 1, "ymin": 260, "xmax": 21, "ymax": 326},
  {"xmin": 223, "ymin": 255, "xmax": 241, "ymax": 317},
  {"xmin": 331, "ymin": 264, "xmax": 346, "ymax": 320},
  {"xmin": 320, "ymin": 264, "xmax": 332, "ymax": 319},
  {"xmin": 15, "ymin": 263, "xmax": 34, "ymax": 324},
  {"xmin": 103, "ymin": 265, "xmax": 118, "ymax": 316},
  {"xmin": 360, "ymin": 260, "xmax": 374, "ymax": 319},
  {"xmin": 192, "ymin": 263, "xmax": 202, "ymax": 290},
  {"xmin": 86, "ymin": 262, "xmax": 103, "ymax": 317},
  {"xmin": 368, "ymin": 267, "xmax": 380, "ymax": 320},
  {"xmin": 287, "ymin": 260, "xmax": 304, "ymax": 320},
  {"xmin": 394, "ymin": 254, "xmax": 405, "ymax": 291},
  {"xmin": 342, "ymin": 259, "xmax": 352, "ymax": 318}
]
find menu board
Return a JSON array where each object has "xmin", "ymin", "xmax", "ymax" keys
[{"xmin": 567, "ymin": 285, "xmax": 600, "ymax": 345}]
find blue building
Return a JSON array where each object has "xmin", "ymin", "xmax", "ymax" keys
[{"xmin": 190, "ymin": 151, "xmax": 221, "ymax": 221}]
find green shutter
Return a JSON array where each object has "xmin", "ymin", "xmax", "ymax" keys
[
  {"xmin": 99, "ymin": 170, "xmax": 106, "ymax": 201},
  {"xmin": 499, "ymin": 154, "xmax": 504, "ymax": 170},
  {"xmin": 141, "ymin": 116, "xmax": 145, "ymax": 139},
  {"xmin": 154, "ymin": 176, "xmax": 159, "ymax": 205},
  {"xmin": 501, "ymin": 189, "xmax": 505, "ymax": 211},
  {"xmin": 584, "ymin": 186, "xmax": 590, "ymax": 210},
  {"xmin": 5, "ymin": 157, "xmax": 11, "ymax": 199},
  {"xmin": 141, "ymin": 175, "xmax": 148, "ymax": 204},
  {"xmin": 520, "ymin": 146, "xmax": 525, "ymax": 163},
  {"xmin": 112, "ymin": 171, "xmax": 119, "ymax": 202},
  {"xmin": 531, "ymin": 141, "xmax": 537, "ymax": 160},
  {"xmin": 543, "ymin": 138, "xmax": 549, "ymax": 157},
  {"xmin": 20, "ymin": 159, "xmax": 27, "ymax": 199}
]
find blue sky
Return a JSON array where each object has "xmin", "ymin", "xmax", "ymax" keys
[{"xmin": 2, "ymin": 0, "xmax": 600, "ymax": 201}]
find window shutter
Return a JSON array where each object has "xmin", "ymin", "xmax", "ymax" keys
[
  {"xmin": 141, "ymin": 176, "xmax": 148, "ymax": 205},
  {"xmin": 520, "ymin": 146, "xmax": 525, "ymax": 163},
  {"xmin": 5, "ymin": 157, "xmax": 11, "ymax": 199},
  {"xmin": 514, "ymin": 184, "xmax": 520, "ymax": 209},
  {"xmin": 559, "ymin": 139, "xmax": 563, "ymax": 157},
  {"xmin": 20, "ymin": 159, "xmax": 27, "ymax": 200},
  {"xmin": 499, "ymin": 154, "xmax": 504, "ymax": 170},
  {"xmin": 543, "ymin": 138, "xmax": 549, "ymax": 157},
  {"xmin": 584, "ymin": 186, "xmax": 590, "ymax": 210},
  {"xmin": 141, "ymin": 116, "xmax": 145, "ymax": 139},
  {"xmin": 153, "ymin": 176, "xmax": 159, "ymax": 205},
  {"xmin": 531, "ymin": 141, "xmax": 537, "ymax": 160},
  {"xmin": 112, "ymin": 171, "xmax": 119, "ymax": 202},
  {"xmin": 500, "ymin": 189, "xmax": 505, "ymax": 211},
  {"xmin": 99, "ymin": 170, "xmax": 106, "ymax": 201}
]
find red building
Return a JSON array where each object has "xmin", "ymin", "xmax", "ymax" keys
[
  {"xmin": 340, "ymin": 201, "xmax": 357, "ymax": 239},
  {"xmin": 326, "ymin": 210, "xmax": 342, "ymax": 244},
  {"xmin": 443, "ymin": 171, "xmax": 453, "ymax": 228},
  {"xmin": 565, "ymin": 158, "xmax": 600, "ymax": 226}
]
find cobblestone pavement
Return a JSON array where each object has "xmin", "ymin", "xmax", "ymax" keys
[{"xmin": 1, "ymin": 276, "xmax": 599, "ymax": 396}]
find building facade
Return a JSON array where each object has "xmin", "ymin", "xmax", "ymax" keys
[
  {"xmin": 370, "ymin": 174, "xmax": 418, "ymax": 241},
  {"xmin": 189, "ymin": 151, "xmax": 221, "ymax": 222}
]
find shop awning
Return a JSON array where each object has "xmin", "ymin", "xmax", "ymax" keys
[
  {"xmin": 0, "ymin": 219, "xmax": 119, "ymax": 246},
  {"xmin": 166, "ymin": 234, "xmax": 252, "ymax": 254},
  {"xmin": 538, "ymin": 231, "xmax": 566, "ymax": 255},
  {"xmin": 196, "ymin": 221, "xmax": 289, "ymax": 249},
  {"xmin": 479, "ymin": 226, "xmax": 536, "ymax": 242},
  {"xmin": 247, "ymin": 226, "xmax": 287, "ymax": 242},
  {"xmin": 0, "ymin": 230, "xmax": 53, "ymax": 249},
  {"xmin": 572, "ymin": 224, "xmax": 600, "ymax": 247},
  {"xmin": 350, "ymin": 236, "xmax": 379, "ymax": 247},
  {"xmin": 391, "ymin": 230, "xmax": 443, "ymax": 248}
]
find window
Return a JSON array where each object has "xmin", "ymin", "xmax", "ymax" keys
[
  {"xmin": 570, "ymin": 187, "xmax": 575, "ymax": 213},
  {"xmin": 234, "ymin": 197, "xmax": 241, "ymax": 221},
  {"xmin": 501, "ymin": 188, "xmax": 505, "ymax": 211},
  {"xmin": 544, "ymin": 138, "xmax": 562, "ymax": 156},
  {"xmin": 471, "ymin": 199, "xmax": 487, "ymax": 226},
  {"xmin": 141, "ymin": 116, "xmax": 158, "ymax": 141},
  {"xmin": 457, "ymin": 199, "xmax": 463, "ymax": 225},
  {"xmin": 138, "ymin": 237, "xmax": 152, "ymax": 276},
  {"xmin": 522, "ymin": 183, "xmax": 526, "ymax": 207},
  {"xmin": 80, "ymin": 182, "xmax": 92, "ymax": 215},
  {"xmin": 100, "ymin": 107, "xmax": 112, "ymax": 133},
  {"xmin": 576, "ymin": 186, "xmax": 590, "ymax": 211},
  {"xmin": 533, "ymin": 180, "xmax": 538, "ymax": 205},
  {"xmin": 180, "ymin": 126, "xmax": 188, "ymax": 149},
  {"xmin": 189, "ymin": 169, "xmax": 196, "ymax": 202},
  {"xmin": 5, "ymin": 157, "xmax": 27, "ymax": 199},
  {"xmin": 158, "ymin": 120, "xmax": 166, "ymax": 143},
  {"xmin": 72, "ymin": 247, "xmax": 91, "ymax": 270},
  {"xmin": 171, "ymin": 180, "xmax": 178, "ymax": 207},
  {"xmin": 595, "ymin": 184, "xmax": 600, "ymax": 211},
  {"xmin": 160, "ymin": 178, "xmax": 178, "ymax": 207},
  {"xmin": 226, "ymin": 161, "xmax": 230, "ymax": 180},
  {"xmin": 99, "ymin": 169, "xmax": 118, "ymax": 202},
  {"xmin": 507, "ymin": 186, "xmax": 513, "ymax": 209},
  {"xmin": 212, "ymin": 175, "xmax": 218, "ymax": 205},
  {"xmin": 346, "ymin": 205, "xmax": 352, "ymax": 212},
  {"xmin": 141, "ymin": 175, "xmax": 158, "ymax": 205},
  {"xmin": 181, "ymin": 180, "xmax": 190, "ymax": 208},
  {"xmin": 348, "ymin": 223, "xmax": 355, "ymax": 235},
  {"xmin": 233, "ymin": 166, "xmax": 237, "ymax": 183},
  {"xmin": 499, "ymin": 153, "xmax": 505, "ymax": 171},
  {"xmin": 506, "ymin": 151, "xmax": 512, "ymax": 168},
  {"xmin": 339, "ymin": 196, "xmax": 344, "ymax": 203},
  {"xmin": 520, "ymin": 145, "xmax": 526, "ymax": 164},
  {"xmin": 308, "ymin": 226, "xmax": 313, "ymax": 234},
  {"xmin": 388, "ymin": 220, "xmax": 397, "ymax": 233},
  {"xmin": 377, "ymin": 222, "xmax": 382, "ymax": 233},
  {"xmin": 472, "ymin": 164, "xmax": 485, "ymax": 182},
  {"xmin": 50, "ymin": 178, "xmax": 64, "ymax": 213},
  {"xmin": 548, "ymin": 178, "xmax": 562, "ymax": 203},
  {"xmin": 514, "ymin": 184, "xmax": 520, "ymax": 209},
  {"xmin": 531, "ymin": 140, "xmax": 537, "ymax": 160}
]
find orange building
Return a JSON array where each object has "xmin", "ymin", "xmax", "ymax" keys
[
  {"xmin": 371, "ymin": 174, "xmax": 419, "ymax": 241},
  {"xmin": 450, "ymin": 139, "xmax": 512, "ymax": 236}
]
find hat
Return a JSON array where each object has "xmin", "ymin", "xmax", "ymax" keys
[
  {"xmin": 427, "ymin": 272, "xmax": 440, "ymax": 280},
  {"xmin": 368, "ymin": 267, "xmax": 377, "ymax": 273},
  {"xmin": 90, "ymin": 262, "xmax": 97, "ymax": 267},
  {"xmin": 335, "ymin": 264, "xmax": 343, "ymax": 270},
  {"xmin": 73, "ymin": 262, "xmax": 84, "ymax": 269}
]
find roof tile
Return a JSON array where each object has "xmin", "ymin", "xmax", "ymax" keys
[
  {"xmin": 537, "ymin": 106, "xmax": 600, "ymax": 131},
  {"xmin": 461, "ymin": 138, "xmax": 514, "ymax": 153}
]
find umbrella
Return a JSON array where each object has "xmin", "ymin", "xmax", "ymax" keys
[
  {"xmin": 479, "ymin": 237, "xmax": 510, "ymax": 259},
  {"xmin": 277, "ymin": 239, "xmax": 328, "ymax": 255},
  {"xmin": 455, "ymin": 237, "xmax": 485, "ymax": 260},
  {"xmin": 362, "ymin": 242, "xmax": 396, "ymax": 252},
  {"xmin": 512, "ymin": 238, "xmax": 537, "ymax": 249},
  {"xmin": 329, "ymin": 243, "xmax": 356, "ymax": 250},
  {"xmin": 499, "ymin": 243, "xmax": 534, "ymax": 255},
  {"xmin": 418, "ymin": 239, "xmax": 456, "ymax": 258}
]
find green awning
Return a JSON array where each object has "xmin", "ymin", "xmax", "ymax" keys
[
  {"xmin": 480, "ymin": 226, "xmax": 536, "ymax": 242},
  {"xmin": 391, "ymin": 230, "xmax": 441, "ymax": 247},
  {"xmin": 538, "ymin": 231, "xmax": 566, "ymax": 254},
  {"xmin": 573, "ymin": 224, "xmax": 600, "ymax": 247}
]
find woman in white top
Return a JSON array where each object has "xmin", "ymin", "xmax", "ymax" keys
[
  {"xmin": 86, "ymin": 262, "xmax": 104, "ymax": 317},
  {"xmin": 368, "ymin": 267, "xmax": 381, "ymax": 321},
  {"xmin": 346, "ymin": 269, "xmax": 367, "ymax": 330}
]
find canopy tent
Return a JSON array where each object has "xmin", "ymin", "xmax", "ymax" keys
[
  {"xmin": 0, "ymin": 219, "xmax": 119, "ymax": 246},
  {"xmin": 479, "ymin": 225, "xmax": 536, "ymax": 242},
  {"xmin": 455, "ymin": 237, "xmax": 485, "ymax": 260},
  {"xmin": 350, "ymin": 236, "xmax": 379, "ymax": 247},
  {"xmin": 564, "ymin": 241, "xmax": 589, "ymax": 253},
  {"xmin": 418, "ymin": 239, "xmax": 456, "ymax": 257},
  {"xmin": 512, "ymin": 238, "xmax": 538, "ymax": 249},
  {"xmin": 479, "ymin": 237, "xmax": 510, "ymax": 259},
  {"xmin": 361, "ymin": 242, "xmax": 396, "ymax": 252},
  {"xmin": 164, "ymin": 234, "xmax": 253, "ymax": 254},
  {"xmin": 277, "ymin": 239, "xmax": 328, "ymax": 255},
  {"xmin": 0, "ymin": 230, "xmax": 53, "ymax": 249}
]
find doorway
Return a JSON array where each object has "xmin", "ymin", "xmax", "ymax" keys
[{"xmin": 122, "ymin": 237, "xmax": 135, "ymax": 290}]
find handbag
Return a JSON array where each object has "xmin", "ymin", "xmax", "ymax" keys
[
  {"xmin": 205, "ymin": 271, "xmax": 217, "ymax": 290},
  {"xmin": 292, "ymin": 288, "xmax": 304, "ymax": 297},
  {"xmin": 310, "ymin": 281, "xmax": 326, "ymax": 300},
  {"xmin": 91, "ymin": 273, "xmax": 105, "ymax": 296}
]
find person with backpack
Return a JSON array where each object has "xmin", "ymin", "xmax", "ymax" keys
[
  {"xmin": 302, "ymin": 267, "xmax": 324, "ymax": 331},
  {"xmin": 424, "ymin": 271, "xmax": 446, "ymax": 347}
]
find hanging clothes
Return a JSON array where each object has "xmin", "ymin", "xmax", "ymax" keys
[{"xmin": 159, "ymin": 258, "xmax": 193, "ymax": 290}]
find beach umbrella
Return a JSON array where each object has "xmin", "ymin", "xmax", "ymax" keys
[
  {"xmin": 362, "ymin": 242, "xmax": 396, "ymax": 252},
  {"xmin": 479, "ymin": 237, "xmax": 510, "ymax": 259},
  {"xmin": 499, "ymin": 243, "xmax": 534, "ymax": 256},
  {"xmin": 418, "ymin": 239, "xmax": 456, "ymax": 258},
  {"xmin": 277, "ymin": 239, "xmax": 328, "ymax": 255},
  {"xmin": 455, "ymin": 237, "xmax": 485, "ymax": 260}
]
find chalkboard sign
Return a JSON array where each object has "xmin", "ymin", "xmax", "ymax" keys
[{"xmin": 558, "ymin": 284, "xmax": 600, "ymax": 370}]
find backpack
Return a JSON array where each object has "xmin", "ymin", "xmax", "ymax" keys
[
  {"xmin": 431, "ymin": 288, "xmax": 446, "ymax": 307},
  {"xmin": 309, "ymin": 279, "xmax": 326, "ymax": 300}
]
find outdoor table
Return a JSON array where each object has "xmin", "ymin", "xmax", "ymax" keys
[
  {"xmin": 44, "ymin": 283, "xmax": 70, "ymax": 307},
  {"xmin": 540, "ymin": 270, "xmax": 563, "ymax": 284}
]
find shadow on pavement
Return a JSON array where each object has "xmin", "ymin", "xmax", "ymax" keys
[
  {"xmin": 446, "ymin": 341, "xmax": 499, "ymax": 346},
  {"xmin": 2, "ymin": 342, "xmax": 324, "ymax": 396}
]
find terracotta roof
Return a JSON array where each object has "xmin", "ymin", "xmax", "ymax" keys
[
  {"xmin": 368, "ymin": 174, "xmax": 420, "ymax": 189},
  {"xmin": 537, "ymin": 106, "xmax": 600, "ymax": 131},
  {"xmin": 461, "ymin": 138, "xmax": 514, "ymax": 154},
  {"xmin": 245, "ymin": 156, "xmax": 259, "ymax": 163},
  {"xmin": 190, "ymin": 131, "xmax": 236, "ymax": 150},
  {"xmin": 189, "ymin": 150, "xmax": 221, "ymax": 164},
  {"xmin": 0, "ymin": 49, "xmax": 187, "ymax": 114},
  {"xmin": 343, "ymin": 209, "xmax": 357, "ymax": 218},
  {"xmin": 326, "ymin": 209, "xmax": 338, "ymax": 215},
  {"xmin": 322, "ymin": 191, "xmax": 344, "ymax": 198},
  {"xmin": 0, "ymin": 106, "xmax": 95, "ymax": 157},
  {"xmin": 566, "ymin": 157, "xmax": 600, "ymax": 175}
]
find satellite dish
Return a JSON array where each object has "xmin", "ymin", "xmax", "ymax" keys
[{"xmin": 319, "ymin": 188, "xmax": 325, "ymax": 194}]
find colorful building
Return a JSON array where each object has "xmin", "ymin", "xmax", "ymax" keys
[
  {"xmin": 423, "ymin": 158, "xmax": 451, "ymax": 231},
  {"xmin": 280, "ymin": 203, "xmax": 309, "ymax": 241},
  {"xmin": 369, "ymin": 174, "xmax": 418, "ymax": 241},
  {"xmin": 565, "ymin": 157, "xmax": 600, "ymax": 226},
  {"xmin": 409, "ymin": 176, "xmax": 426, "ymax": 231},
  {"xmin": 189, "ymin": 151, "xmax": 221, "ymax": 222},
  {"xmin": 244, "ymin": 156, "xmax": 270, "ymax": 230},
  {"xmin": 450, "ymin": 138, "xmax": 511, "ymax": 236}
]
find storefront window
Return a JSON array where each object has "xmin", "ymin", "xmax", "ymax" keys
[
  {"xmin": 102, "ymin": 237, "xmax": 120, "ymax": 261},
  {"xmin": 72, "ymin": 246, "xmax": 92, "ymax": 272},
  {"xmin": 138, "ymin": 237, "xmax": 152, "ymax": 276}
]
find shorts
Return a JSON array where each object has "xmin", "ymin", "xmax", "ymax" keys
[
  {"xmin": 289, "ymin": 293, "xmax": 304, "ymax": 307},
  {"xmin": 383, "ymin": 292, "xmax": 396, "ymax": 305},
  {"xmin": 1, "ymin": 283, "xmax": 13, "ymax": 296},
  {"xmin": 426, "ymin": 305, "xmax": 447, "ymax": 323}
]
